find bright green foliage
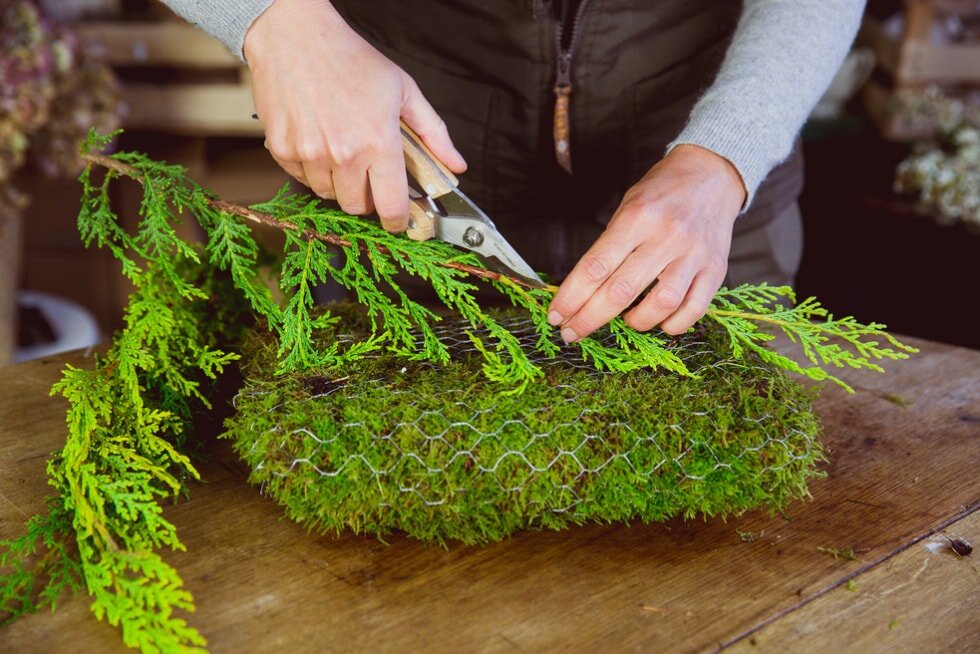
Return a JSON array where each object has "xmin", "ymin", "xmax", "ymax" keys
[
  {"xmin": 1, "ymin": 499, "xmax": 82, "ymax": 625},
  {"xmin": 5, "ymin": 259, "xmax": 243, "ymax": 650},
  {"xmin": 71, "ymin": 130, "xmax": 916, "ymax": 395},
  {"xmin": 2, "ymin": 132, "xmax": 249, "ymax": 650},
  {"xmin": 249, "ymin": 186, "xmax": 566, "ymax": 390},
  {"xmin": 707, "ymin": 285, "xmax": 917, "ymax": 392},
  {"xmin": 226, "ymin": 305, "xmax": 824, "ymax": 544},
  {"xmin": 0, "ymin": 132, "xmax": 916, "ymax": 651}
]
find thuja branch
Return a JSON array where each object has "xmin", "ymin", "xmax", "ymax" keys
[
  {"xmin": 79, "ymin": 141, "xmax": 687, "ymax": 389},
  {"xmin": 78, "ymin": 136, "xmax": 915, "ymax": 393},
  {"xmin": 80, "ymin": 152, "xmax": 552, "ymax": 291},
  {"xmin": 706, "ymin": 286, "xmax": 918, "ymax": 392},
  {"xmin": 79, "ymin": 145, "xmax": 573, "ymax": 388}
]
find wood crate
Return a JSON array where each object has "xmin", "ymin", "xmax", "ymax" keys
[
  {"xmin": 863, "ymin": 0, "xmax": 980, "ymax": 86},
  {"xmin": 0, "ymin": 209, "xmax": 21, "ymax": 365},
  {"xmin": 75, "ymin": 21, "xmax": 262, "ymax": 136},
  {"xmin": 38, "ymin": 18, "xmax": 288, "ymax": 331},
  {"xmin": 860, "ymin": 0, "xmax": 980, "ymax": 140}
]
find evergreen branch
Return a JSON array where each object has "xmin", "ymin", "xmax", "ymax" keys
[
  {"xmin": 80, "ymin": 152, "xmax": 548, "ymax": 292},
  {"xmin": 2, "ymin": 236, "xmax": 247, "ymax": 648},
  {"xmin": 86, "ymin": 546, "xmax": 207, "ymax": 653},
  {"xmin": 79, "ymin": 147, "xmax": 561, "ymax": 388},
  {"xmin": 1, "ymin": 499, "xmax": 82, "ymax": 625},
  {"xmin": 705, "ymin": 285, "xmax": 918, "ymax": 392},
  {"xmin": 77, "ymin": 146, "xmax": 916, "ymax": 394}
]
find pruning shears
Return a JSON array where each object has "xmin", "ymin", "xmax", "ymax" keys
[{"xmin": 400, "ymin": 121, "xmax": 546, "ymax": 288}]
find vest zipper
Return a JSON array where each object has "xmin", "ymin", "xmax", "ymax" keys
[{"xmin": 553, "ymin": 0, "xmax": 590, "ymax": 174}]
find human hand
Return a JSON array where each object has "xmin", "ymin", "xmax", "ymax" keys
[
  {"xmin": 547, "ymin": 144, "xmax": 747, "ymax": 342},
  {"xmin": 243, "ymin": 0, "xmax": 466, "ymax": 232}
]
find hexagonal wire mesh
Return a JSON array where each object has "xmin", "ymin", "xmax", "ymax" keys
[{"xmin": 227, "ymin": 313, "xmax": 822, "ymax": 543}]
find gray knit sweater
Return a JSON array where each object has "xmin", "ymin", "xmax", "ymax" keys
[{"xmin": 160, "ymin": 0, "xmax": 865, "ymax": 204}]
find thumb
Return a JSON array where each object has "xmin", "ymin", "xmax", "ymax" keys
[{"xmin": 401, "ymin": 80, "xmax": 467, "ymax": 174}]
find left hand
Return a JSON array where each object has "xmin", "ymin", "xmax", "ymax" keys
[{"xmin": 547, "ymin": 144, "xmax": 747, "ymax": 342}]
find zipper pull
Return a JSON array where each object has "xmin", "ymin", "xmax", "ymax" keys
[{"xmin": 553, "ymin": 52, "xmax": 573, "ymax": 174}]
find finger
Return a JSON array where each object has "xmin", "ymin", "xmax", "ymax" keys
[
  {"xmin": 264, "ymin": 134, "xmax": 309, "ymax": 187},
  {"xmin": 401, "ymin": 79, "xmax": 467, "ymax": 173},
  {"xmin": 547, "ymin": 225, "xmax": 638, "ymax": 329},
  {"xmin": 301, "ymin": 160, "xmax": 335, "ymax": 199},
  {"xmin": 622, "ymin": 258, "xmax": 699, "ymax": 333},
  {"xmin": 558, "ymin": 245, "xmax": 666, "ymax": 343},
  {"xmin": 331, "ymin": 164, "xmax": 373, "ymax": 216},
  {"xmin": 289, "ymin": 132, "xmax": 338, "ymax": 200},
  {"xmin": 367, "ymin": 142, "xmax": 410, "ymax": 232},
  {"xmin": 658, "ymin": 263, "xmax": 727, "ymax": 336}
]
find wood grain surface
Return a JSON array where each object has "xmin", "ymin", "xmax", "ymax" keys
[
  {"xmin": 728, "ymin": 510, "xmax": 979, "ymax": 653},
  {"xmin": 1, "ymin": 336, "xmax": 978, "ymax": 653}
]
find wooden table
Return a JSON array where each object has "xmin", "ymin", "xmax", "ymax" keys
[{"xmin": 1, "ymin": 337, "xmax": 978, "ymax": 653}]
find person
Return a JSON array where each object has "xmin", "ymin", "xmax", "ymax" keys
[{"xmin": 163, "ymin": 0, "xmax": 864, "ymax": 343}]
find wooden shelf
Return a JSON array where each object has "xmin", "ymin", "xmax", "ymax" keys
[
  {"xmin": 76, "ymin": 21, "xmax": 238, "ymax": 68},
  {"xmin": 859, "ymin": 0, "xmax": 980, "ymax": 140},
  {"xmin": 76, "ymin": 21, "xmax": 260, "ymax": 136}
]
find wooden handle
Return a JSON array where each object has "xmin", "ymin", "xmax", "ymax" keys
[
  {"xmin": 400, "ymin": 120, "xmax": 458, "ymax": 199},
  {"xmin": 406, "ymin": 197, "xmax": 436, "ymax": 241}
]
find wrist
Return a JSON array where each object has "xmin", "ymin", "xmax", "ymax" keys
[
  {"xmin": 244, "ymin": 0, "xmax": 345, "ymax": 64},
  {"xmin": 666, "ymin": 143, "xmax": 748, "ymax": 213}
]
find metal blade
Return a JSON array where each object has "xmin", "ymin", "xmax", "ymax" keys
[
  {"xmin": 431, "ymin": 188, "xmax": 546, "ymax": 287},
  {"xmin": 437, "ymin": 188, "xmax": 495, "ymax": 226},
  {"xmin": 437, "ymin": 213, "xmax": 546, "ymax": 288},
  {"xmin": 479, "ymin": 254, "xmax": 549, "ymax": 289}
]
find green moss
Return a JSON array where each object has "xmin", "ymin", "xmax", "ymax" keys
[{"xmin": 224, "ymin": 305, "xmax": 825, "ymax": 545}]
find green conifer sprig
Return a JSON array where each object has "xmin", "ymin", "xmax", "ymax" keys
[
  {"xmin": 0, "ymin": 499, "xmax": 82, "ymax": 625},
  {"xmin": 71, "ymin": 132, "xmax": 916, "ymax": 393},
  {"xmin": 1, "ymin": 261, "xmax": 238, "ymax": 649},
  {"xmin": 0, "ymin": 131, "xmax": 916, "ymax": 651},
  {"xmin": 37, "ymin": 262, "xmax": 242, "ymax": 651},
  {"xmin": 706, "ymin": 285, "xmax": 918, "ymax": 392}
]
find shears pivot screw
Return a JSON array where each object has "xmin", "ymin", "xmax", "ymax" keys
[{"xmin": 463, "ymin": 227, "xmax": 484, "ymax": 247}]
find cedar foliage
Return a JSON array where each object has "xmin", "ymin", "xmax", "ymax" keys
[{"xmin": 1, "ymin": 131, "xmax": 916, "ymax": 651}]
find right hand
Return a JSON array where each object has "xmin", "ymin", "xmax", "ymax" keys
[{"xmin": 243, "ymin": 0, "xmax": 467, "ymax": 232}]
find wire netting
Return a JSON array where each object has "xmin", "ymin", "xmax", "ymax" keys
[{"xmin": 225, "ymin": 308, "xmax": 823, "ymax": 544}]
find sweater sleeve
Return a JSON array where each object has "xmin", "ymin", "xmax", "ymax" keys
[
  {"xmin": 667, "ymin": 0, "xmax": 866, "ymax": 207},
  {"xmin": 158, "ymin": 0, "xmax": 275, "ymax": 60}
]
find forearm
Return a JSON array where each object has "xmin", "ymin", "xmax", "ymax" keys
[
  {"xmin": 668, "ymin": 0, "xmax": 866, "ymax": 206},
  {"xmin": 159, "ymin": 0, "xmax": 276, "ymax": 59}
]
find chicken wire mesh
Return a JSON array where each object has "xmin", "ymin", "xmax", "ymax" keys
[{"xmin": 224, "ymin": 307, "xmax": 823, "ymax": 544}]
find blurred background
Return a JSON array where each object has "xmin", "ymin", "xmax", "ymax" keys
[{"xmin": 2, "ymin": 0, "xmax": 978, "ymax": 366}]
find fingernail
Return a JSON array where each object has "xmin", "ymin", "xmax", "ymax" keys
[
  {"xmin": 560, "ymin": 327, "xmax": 578, "ymax": 344},
  {"xmin": 547, "ymin": 310, "xmax": 564, "ymax": 326}
]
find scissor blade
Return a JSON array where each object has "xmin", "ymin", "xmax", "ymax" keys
[
  {"xmin": 437, "ymin": 188, "xmax": 496, "ymax": 225},
  {"xmin": 437, "ymin": 212, "xmax": 546, "ymax": 288},
  {"xmin": 424, "ymin": 182, "xmax": 545, "ymax": 287},
  {"xmin": 480, "ymin": 254, "xmax": 548, "ymax": 289},
  {"xmin": 477, "ymin": 231, "xmax": 547, "ymax": 288}
]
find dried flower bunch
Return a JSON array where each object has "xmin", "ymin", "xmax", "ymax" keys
[
  {"xmin": 0, "ymin": 0, "xmax": 119, "ymax": 212},
  {"xmin": 891, "ymin": 86, "xmax": 980, "ymax": 229},
  {"xmin": 886, "ymin": 85, "xmax": 980, "ymax": 137},
  {"xmin": 895, "ymin": 126, "xmax": 980, "ymax": 228},
  {"xmin": 0, "ymin": 133, "xmax": 916, "ymax": 651}
]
